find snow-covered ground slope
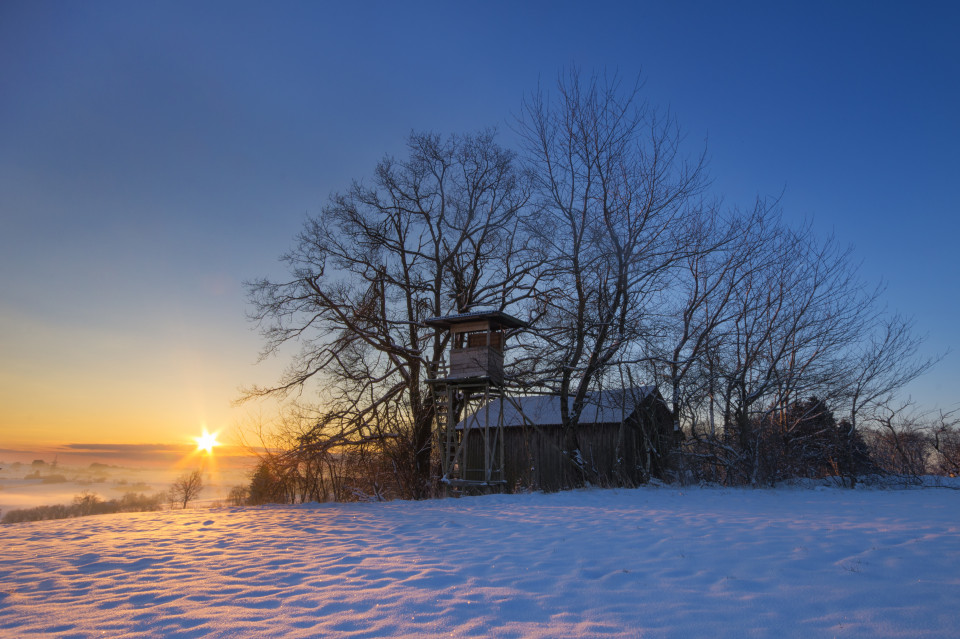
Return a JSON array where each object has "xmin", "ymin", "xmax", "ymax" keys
[{"xmin": 1, "ymin": 486, "xmax": 958, "ymax": 638}]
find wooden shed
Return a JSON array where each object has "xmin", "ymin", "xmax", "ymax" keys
[{"xmin": 456, "ymin": 387, "xmax": 676, "ymax": 491}]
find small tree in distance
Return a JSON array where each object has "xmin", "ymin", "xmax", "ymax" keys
[
  {"xmin": 228, "ymin": 484, "xmax": 250, "ymax": 507},
  {"xmin": 170, "ymin": 470, "xmax": 204, "ymax": 509}
]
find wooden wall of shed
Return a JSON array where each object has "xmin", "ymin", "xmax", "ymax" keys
[
  {"xmin": 532, "ymin": 422, "xmax": 651, "ymax": 490},
  {"xmin": 460, "ymin": 395, "xmax": 675, "ymax": 491},
  {"xmin": 501, "ymin": 423, "xmax": 638, "ymax": 491}
]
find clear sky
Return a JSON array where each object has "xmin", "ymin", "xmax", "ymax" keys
[{"xmin": 1, "ymin": 1, "xmax": 957, "ymax": 463}]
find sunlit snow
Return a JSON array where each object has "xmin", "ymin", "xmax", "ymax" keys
[{"xmin": 1, "ymin": 485, "xmax": 958, "ymax": 638}]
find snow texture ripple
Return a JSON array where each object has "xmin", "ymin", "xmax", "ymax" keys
[{"xmin": 0, "ymin": 486, "xmax": 958, "ymax": 638}]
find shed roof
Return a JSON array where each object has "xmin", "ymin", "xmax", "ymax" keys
[
  {"xmin": 424, "ymin": 309, "xmax": 528, "ymax": 330},
  {"xmin": 456, "ymin": 387, "xmax": 657, "ymax": 430}
]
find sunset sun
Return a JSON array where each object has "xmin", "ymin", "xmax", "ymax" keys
[{"xmin": 194, "ymin": 429, "xmax": 220, "ymax": 455}]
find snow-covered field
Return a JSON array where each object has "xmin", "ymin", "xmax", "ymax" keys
[{"xmin": 1, "ymin": 485, "xmax": 958, "ymax": 638}]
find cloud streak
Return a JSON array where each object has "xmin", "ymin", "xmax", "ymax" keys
[{"xmin": 0, "ymin": 443, "xmax": 254, "ymax": 469}]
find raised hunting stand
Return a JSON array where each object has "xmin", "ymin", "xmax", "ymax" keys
[{"xmin": 425, "ymin": 309, "xmax": 527, "ymax": 491}]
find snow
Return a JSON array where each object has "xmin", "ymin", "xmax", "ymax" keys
[
  {"xmin": 1, "ymin": 485, "xmax": 958, "ymax": 638},
  {"xmin": 457, "ymin": 387, "xmax": 656, "ymax": 430}
]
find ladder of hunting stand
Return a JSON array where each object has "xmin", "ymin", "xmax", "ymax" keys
[{"xmin": 432, "ymin": 382, "xmax": 458, "ymax": 480}]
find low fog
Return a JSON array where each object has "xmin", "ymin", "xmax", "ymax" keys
[{"xmin": 0, "ymin": 459, "xmax": 250, "ymax": 516}]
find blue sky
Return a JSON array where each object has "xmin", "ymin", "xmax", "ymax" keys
[{"xmin": 1, "ymin": 1, "xmax": 957, "ymax": 451}]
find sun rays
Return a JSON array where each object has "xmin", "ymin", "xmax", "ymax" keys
[
  {"xmin": 194, "ymin": 429, "xmax": 220, "ymax": 455},
  {"xmin": 180, "ymin": 427, "xmax": 222, "ymax": 472}
]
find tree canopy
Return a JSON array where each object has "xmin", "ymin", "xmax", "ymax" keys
[{"xmin": 244, "ymin": 70, "xmax": 938, "ymax": 498}]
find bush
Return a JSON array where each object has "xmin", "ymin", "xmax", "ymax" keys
[
  {"xmin": 247, "ymin": 462, "xmax": 286, "ymax": 505},
  {"xmin": 228, "ymin": 485, "xmax": 249, "ymax": 507},
  {"xmin": 1, "ymin": 491, "xmax": 165, "ymax": 525},
  {"xmin": 683, "ymin": 397, "xmax": 875, "ymax": 486}
]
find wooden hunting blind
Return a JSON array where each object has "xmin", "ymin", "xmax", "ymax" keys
[{"xmin": 424, "ymin": 309, "xmax": 527, "ymax": 489}]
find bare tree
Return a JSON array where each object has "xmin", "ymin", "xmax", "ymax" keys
[
  {"xmin": 861, "ymin": 403, "xmax": 959, "ymax": 480},
  {"xmin": 842, "ymin": 314, "xmax": 939, "ymax": 432},
  {"xmin": 243, "ymin": 76, "xmax": 939, "ymax": 496},
  {"xmin": 931, "ymin": 409, "xmax": 960, "ymax": 476},
  {"xmin": 245, "ymin": 131, "xmax": 538, "ymax": 498},
  {"xmin": 239, "ymin": 406, "xmax": 394, "ymax": 503},
  {"xmin": 659, "ymin": 208, "xmax": 937, "ymax": 487},
  {"xmin": 517, "ymin": 69, "xmax": 705, "ymax": 486},
  {"xmin": 864, "ymin": 401, "xmax": 933, "ymax": 479},
  {"xmin": 647, "ymin": 200, "xmax": 771, "ymax": 440},
  {"xmin": 706, "ymin": 222, "xmax": 886, "ymax": 484},
  {"xmin": 170, "ymin": 470, "xmax": 204, "ymax": 509}
]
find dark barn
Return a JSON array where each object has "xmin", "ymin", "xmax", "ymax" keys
[{"xmin": 456, "ymin": 387, "xmax": 676, "ymax": 491}]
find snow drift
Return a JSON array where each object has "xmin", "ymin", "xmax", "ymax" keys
[{"xmin": 1, "ymin": 485, "xmax": 957, "ymax": 638}]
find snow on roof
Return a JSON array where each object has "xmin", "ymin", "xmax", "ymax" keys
[
  {"xmin": 456, "ymin": 386, "xmax": 657, "ymax": 430},
  {"xmin": 424, "ymin": 309, "xmax": 528, "ymax": 329}
]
